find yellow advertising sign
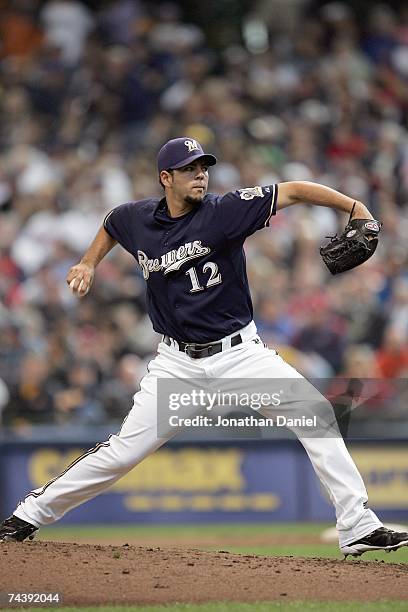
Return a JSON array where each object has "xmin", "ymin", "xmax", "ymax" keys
[
  {"xmin": 27, "ymin": 446, "xmax": 280, "ymax": 513},
  {"xmin": 111, "ymin": 448, "xmax": 244, "ymax": 492},
  {"xmin": 29, "ymin": 449, "xmax": 84, "ymax": 486},
  {"xmin": 29, "ymin": 447, "xmax": 244, "ymax": 492},
  {"xmin": 351, "ymin": 446, "xmax": 408, "ymax": 507},
  {"xmin": 124, "ymin": 493, "xmax": 280, "ymax": 512}
]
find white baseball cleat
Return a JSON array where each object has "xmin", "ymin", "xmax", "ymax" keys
[
  {"xmin": 341, "ymin": 527, "xmax": 408, "ymax": 559},
  {"xmin": 0, "ymin": 515, "xmax": 38, "ymax": 542}
]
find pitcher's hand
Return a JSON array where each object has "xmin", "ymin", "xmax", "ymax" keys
[{"xmin": 66, "ymin": 262, "xmax": 95, "ymax": 297}]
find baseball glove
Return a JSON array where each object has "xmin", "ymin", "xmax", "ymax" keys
[{"xmin": 320, "ymin": 206, "xmax": 381, "ymax": 275}]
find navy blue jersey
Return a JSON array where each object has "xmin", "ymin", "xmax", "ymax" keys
[{"xmin": 103, "ymin": 185, "xmax": 278, "ymax": 343}]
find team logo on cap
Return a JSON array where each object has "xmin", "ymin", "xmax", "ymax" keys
[{"xmin": 184, "ymin": 139, "xmax": 200, "ymax": 153}]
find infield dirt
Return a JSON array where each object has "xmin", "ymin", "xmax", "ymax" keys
[{"xmin": 1, "ymin": 541, "xmax": 408, "ymax": 605}]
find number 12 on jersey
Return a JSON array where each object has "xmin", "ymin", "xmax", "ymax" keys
[{"xmin": 185, "ymin": 262, "xmax": 222, "ymax": 293}]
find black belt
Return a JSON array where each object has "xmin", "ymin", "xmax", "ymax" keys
[{"xmin": 163, "ymin": 333, "xmax": 243, "ymax": 359}]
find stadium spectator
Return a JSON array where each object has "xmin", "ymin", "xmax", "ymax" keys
[{"xmin": 0, "ymin": 0, "xmax": 407, "ymax": 427}]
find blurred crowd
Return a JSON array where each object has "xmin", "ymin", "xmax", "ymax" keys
[{"xmin": 0, "ymin": 0, "xmax": 407, "ymax": 428}]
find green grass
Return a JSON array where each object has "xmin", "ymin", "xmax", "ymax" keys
[
  {"xmin": 2, "ymin": 602, "xmax": 408, "ymax": 611},
  {"xmin": 39, "ymin": 523, "xmax": 322, "ymax": 538},
  {"xmin": 37, "ymin": 523, "xmax": 408, "ymax": 563}
]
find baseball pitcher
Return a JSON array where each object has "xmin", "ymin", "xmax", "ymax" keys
[{"xmin": 1, "ymin": 137, "xmax": 406, "ymax": 559}]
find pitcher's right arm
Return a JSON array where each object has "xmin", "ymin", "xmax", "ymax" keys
[{"xmin": 66, "ymin": 226, "xmax": 117, "ymax": 297}]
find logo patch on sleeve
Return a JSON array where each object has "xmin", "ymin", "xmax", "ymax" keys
[{"xmin": 238, "ymin": 186, "xmax": 264, "ymax": 200}]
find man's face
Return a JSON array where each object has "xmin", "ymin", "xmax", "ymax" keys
[{"xmin": 161, "ymin": 159, "xmax": 209, "ymax": 205}]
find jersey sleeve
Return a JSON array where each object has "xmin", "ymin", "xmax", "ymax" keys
[
  {"xmin": 216, "ymin": 184, "xmax": 278, "ymax": 241},
  {"xmin": 103, "ymin": 202, "xmax": 136, "ymax": 254}
]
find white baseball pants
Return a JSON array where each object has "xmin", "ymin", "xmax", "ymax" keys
[{"xmin": 14, "ymin": 321, "xmax": 382, "ymax": 546}]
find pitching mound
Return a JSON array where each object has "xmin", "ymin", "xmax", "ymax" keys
[{"xmin": 1, "ymin": 541, "xmax": 408, "ymax": 605}]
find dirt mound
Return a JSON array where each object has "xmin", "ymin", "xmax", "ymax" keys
[{"xmin": 1, "ymin": 541, "xmax": 407, "ymax": 605}]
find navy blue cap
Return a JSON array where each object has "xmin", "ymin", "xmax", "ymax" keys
[{"xmin": 157, "ymin": 137, "xmax": 217, "ymax": 173}]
